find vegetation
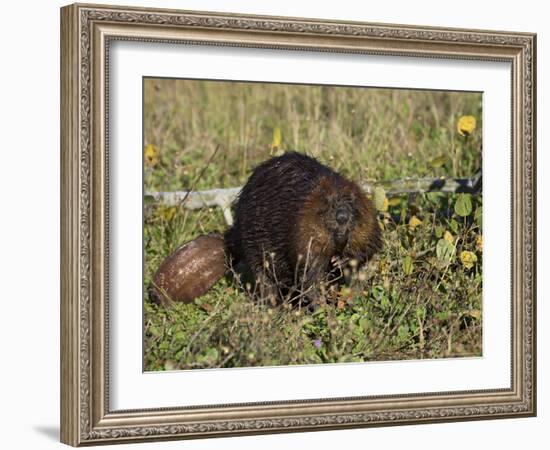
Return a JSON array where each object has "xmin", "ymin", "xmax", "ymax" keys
[{"xmin": 143, "ymin": 78, "xmax": 482, "ymax": 371}]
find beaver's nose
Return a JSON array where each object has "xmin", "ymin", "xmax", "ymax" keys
[{"xmin": 336, "ymin": 208, "xmax": 349, "ymax": 225}]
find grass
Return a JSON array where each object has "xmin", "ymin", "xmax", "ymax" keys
[{"xmin": 143, "ymin": 78, "xmax": 483, "ymax": 371}]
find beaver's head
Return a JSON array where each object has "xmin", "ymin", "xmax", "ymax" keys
[
  {"xmin": 296, "ymin": 174, "xmax": 381, "ymax": 267},
  {"xmin": 312, "ymin": 176, "xmax": 360, "ymax": 251}
]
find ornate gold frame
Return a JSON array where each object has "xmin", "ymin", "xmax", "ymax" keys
[{"xmin": 60, "ymin": 3, "xmax": 536, "ymax": 446}]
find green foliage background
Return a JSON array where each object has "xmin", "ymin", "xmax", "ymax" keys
[{"xmin": 143, "ymin": 78, "xmax": 483, "ymax": 370}]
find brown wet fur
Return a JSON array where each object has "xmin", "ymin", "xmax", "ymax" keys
[
  {"xmin": 225, "ymin": 152, "xmax": 382, "ymax": 306},
  {"xmin": 294, "ymin": 175, "xmax": 381, "ymax": 273}
]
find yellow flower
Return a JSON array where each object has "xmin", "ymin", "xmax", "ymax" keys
[
  {"xmin": 444, "ymin": 230, "xmax": 454, "ymax": 244},
  {"xmin": 457, "ymin": 115, "xmax": 476, "ymax": 136},
  {"xmin": 270, "ymin": 127, "xmax": 283, "ymax": 156},
  {"xmin": 460, "ymin": 250, "xmax": 478, "ymax": 269},
  {"xmin": 467, "ymin": 309, "xmax": 481, "ymax": 320},
  {"xmin": 408, "ymin": 215, "xmax": 422, "ymax": 229},
  {"xmin": 387, "ymin": 197, "xmax": 401, "ymax": 207},
  {"xmin": 272, "ymin": 127, "xmax": 281, "ymax": 148},
  {"xmin": 476, "ymin": 235, "xmax": 483, "ymax": 252},
  {"xmin": 144, "ymin": 144, "xmax": 159, "ymax": 166}
]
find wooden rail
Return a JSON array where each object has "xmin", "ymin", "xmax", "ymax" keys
[{"xmin": 145, "ymin": 172, "xmax": 481, "ymax": 226}]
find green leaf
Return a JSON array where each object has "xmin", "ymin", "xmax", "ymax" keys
[
  {"xmin": 173, "ymin": 331, "xmax": 186, "ymax": 342},
  {"xmin": 372, "ymin": 285, "xmax": 385, "ymax": 301},
  {"xmin": 416, "ymin": 305, "xmax": 426, "ymax": 321},
  {"xmin": 429, "ymin": 155, "xmax": 447, "ymax": 168},
  {"xmin": 159, "ymin": 341, "xmax": 169, "ymax": 351},
  {"xmin": 426, "ymin": 192, "xmax": 442, "ymax": 204},
  {"xmin": 373, "ymin": 186, "xmax": 388, "ymax": 212},
  {"xmin": 450, "ymin": 218, "xmax": 459, "ymax": 234},
  {"xmin": 381, "ymin": 294, "xmax": 390, "ymax": 311},
  {"xmin": 402, "ymin": 255, "xmax": 414, "ymax": 275},
  {"xmin": 148, "ymin": 326, "xmax": 160, "ymax": 337},
  {"xmin": 359, "ymin": 317, "xmax": 370, "ymax": 332},
  {"xmin": 454, "ymin": 194, "xmax": 473, "ymax": 217},
  {"xmin": 436, "ymin": 238, "xmax": 455, "ymax": 264},
  {"xmin": 435, "ymin": 225, "xmax": 444, "ymax": 238},
  {"xmin": 199, "ymin": 348, "xmax": 219, "ymax": 365},
  {"xmin": 400, "ymin": 207, "xmax": 407, "ymax": 224},
  {"xmin": 397, "ymin": 324, "xmax": 410, "ymax": 341},
  {"xmin": 475, "ymin": 206, "xmax": 483, "ymax": 227}
]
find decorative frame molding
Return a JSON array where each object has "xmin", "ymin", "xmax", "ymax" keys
[{"xmin": 60, "ymin": 3, "xmax": 536, "ymax": 446}]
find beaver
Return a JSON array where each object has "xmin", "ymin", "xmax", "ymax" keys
[{"xmin": 224, "ymin": 151, "xmax": 381, "ymax": 306}]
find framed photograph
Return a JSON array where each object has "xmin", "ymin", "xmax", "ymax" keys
[{"xmin": 60, "ymin": 3, "xmax": 536, "ymax": 446}]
